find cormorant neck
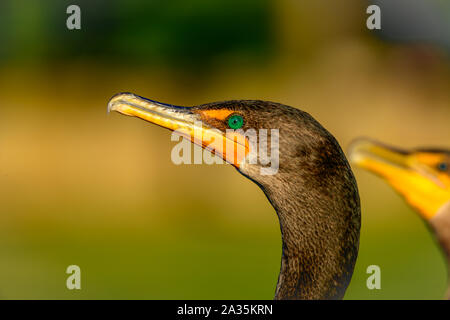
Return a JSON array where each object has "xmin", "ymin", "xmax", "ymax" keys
[
  {"xmin": 257, "ymin": 164, "xmax": 360, "ymax": 300},
  {"xmin": 430, "ymin": 201, "xmax": 450, "ymax": 299},
  {"xmin": 238, "ymin": 112, "xmax": 361, "ymax": 299}
]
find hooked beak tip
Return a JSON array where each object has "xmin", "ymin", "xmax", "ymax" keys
[
  {"xmin": 107, "ymin": 92, "xmax": 135, "ymax": 114},
  {"xmin": 348, "ymin": 138, "xmax": 375, "ymax": 165}
]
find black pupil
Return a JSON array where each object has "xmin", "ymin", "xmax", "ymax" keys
[{"xmin": 438, "ymin": 162, "xmax": 448, "ymax": 171}]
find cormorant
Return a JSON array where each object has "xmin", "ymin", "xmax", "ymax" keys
[
  {"xmin": 108, "ymin": 93, "xmax": 361, "ymax": 300},
  {"xmin": 349, "ymin": 138, "xmax": 450, "ymax": 298}
]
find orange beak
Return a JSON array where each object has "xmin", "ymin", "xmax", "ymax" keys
[{"xmin": 108, "ymin": 93, "xmax": 249, "ymax": 167}]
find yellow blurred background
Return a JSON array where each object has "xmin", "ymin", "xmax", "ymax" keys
[{"xmin": 0, "ymin": 0, "xmax": 449, "ymax": 299}]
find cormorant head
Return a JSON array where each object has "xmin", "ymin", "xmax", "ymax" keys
[
  {"xmin": 108, "ymin": 93, "xmax": 350, "ymax": 193},
  {"xmin": 108, "ymin": 93, "xmax": 361, "ymax": 299},
  {"xmin": 349, "ymin": 138, "xmax": 450, "ymax": 220}
]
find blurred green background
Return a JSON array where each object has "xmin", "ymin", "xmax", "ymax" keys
[{"xmin": 0, "ymin": 0, "xmax": 449, "ymax": 299}]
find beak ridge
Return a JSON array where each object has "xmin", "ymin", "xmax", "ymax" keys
[
  {"xmin": 107, "ymin": 92, "xmax": 250, "ymax": 168},
  {"xmin": 349, "ymin": 138, "xmax": 410, "ymax": 169}
]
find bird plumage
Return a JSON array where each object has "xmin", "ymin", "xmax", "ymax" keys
[{"xmin": 109, "ymin": 93, "xmax": 361, "ymax": 299}]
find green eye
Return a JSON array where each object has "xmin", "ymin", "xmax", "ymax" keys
[
  {"xmin": 437, "ymin": 162, "xmax": 448, "ymax": 172},
  {"xmin": 227, "ymin": 114, "xmax": 244, "ymax": 129}
]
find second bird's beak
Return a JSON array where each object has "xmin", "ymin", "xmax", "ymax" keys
[
  {"xmin": 108, "ymin": 93, "xmax": 249, "ymax": 167},
  {"xmin": 349, "ymin": 138, "xmax": 447, "ymax": 219},
  {"xmin": 349, "ymin": 139, "xmax": 411, "ymax": 175}
]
